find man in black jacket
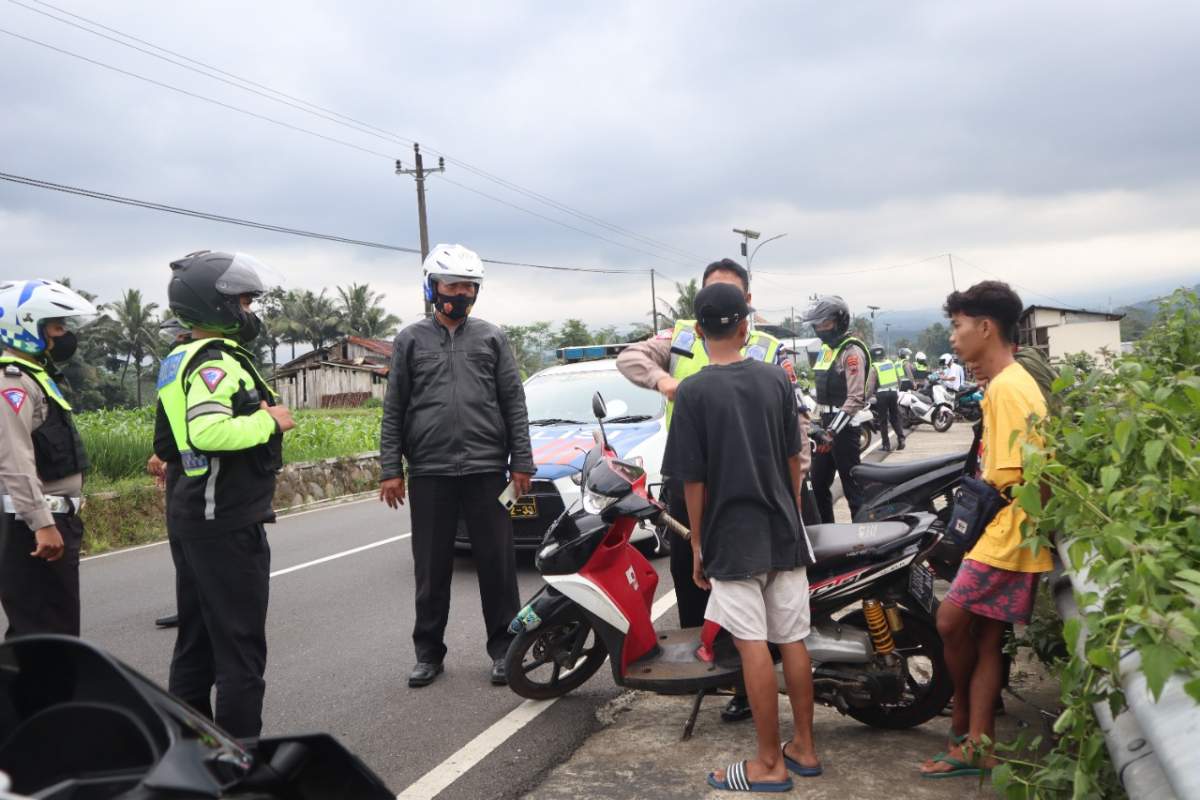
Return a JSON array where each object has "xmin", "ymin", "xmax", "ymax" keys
[{"xmin": 380, "ymin": 244, "xmax": 535, "ymax": 688}]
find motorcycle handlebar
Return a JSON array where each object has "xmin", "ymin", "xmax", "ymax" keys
[{"xmin": 658, "ymin": 511, "xmax": 691, "ymax": 541}]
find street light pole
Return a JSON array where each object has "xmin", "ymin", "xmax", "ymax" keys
[
  {"xmin": 732, "ymin": 227, "xmax": 760, "ymax": 270},
  {"xmin": 747, "ymin": 233, "xmax": 787, "ymax": 273}
]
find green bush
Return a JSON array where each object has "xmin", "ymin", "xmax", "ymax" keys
[{"xmin": 994, "ymin": 290, "xmax": 1200, "ymax": 798}]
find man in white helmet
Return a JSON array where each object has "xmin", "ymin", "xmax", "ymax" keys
[
  {"xmin": 0, "ymin": 279, "xmax": 97, "ymax": 637},
  {"xmin": 380, "ymin": 244, "xmax": 535, "ymax": 688},
  {"xmin": 939, "ymin": 353, "xmax": 966, "ymax": 391}
]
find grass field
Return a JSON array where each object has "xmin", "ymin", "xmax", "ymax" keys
[{"xmin": 77, "ymin": 406, "xmax": 383, "ymax": 491}]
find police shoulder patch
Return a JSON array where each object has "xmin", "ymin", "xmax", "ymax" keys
[
  {"xmin": 2, "ymin": 387, "xmax": 26, "ymax": 413},
  {"xmin": 198, "ymin": 367, "xmax": 227, "ymax": 393},
  {"xmin": 782, "ymin": 360, "xmax": 797, "ymax": 383},
  {"xmin": 157, "ymin": 351, "xmax": 186, "ymax": 389},
  {"xmin": 845, "ymin": 354, "xmax": 861, "ymax": 373}
]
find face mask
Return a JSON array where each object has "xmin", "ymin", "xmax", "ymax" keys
[
  {"xmin": 815, "ymin": 326, "xmax": 842, "ymax": 347},
  {"xmin": 46, "ymin": 330, "xmax": 78, "ymax": 363},
  {"xmin": 235, "ymin": 312, "xmax": 263, "ymax": 344},
  {"xmin": 435, "ymin": 292, "xmax": 474, "ymax": 321}
]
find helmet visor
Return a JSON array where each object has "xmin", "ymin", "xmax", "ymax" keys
[{"xmin": 215, "ymin": 252, "xmax": 285, "ymax": 297}]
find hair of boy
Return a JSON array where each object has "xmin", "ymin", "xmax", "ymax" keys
[
  {"xmin": 943, "ymin": 280, "xmax": 1023, "ymax": 344},
  {"xmin": 702, "ymin": 258, "xmax": 750, "ymax": 291},
  {"xmin": 697, "ymin": 315, "xmax": 746, "ymax": 343}
]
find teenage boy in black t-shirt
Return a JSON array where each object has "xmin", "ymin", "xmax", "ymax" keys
[{"xmin": 662, "ymin": 282, "xmax": 822, "ymax": 792}]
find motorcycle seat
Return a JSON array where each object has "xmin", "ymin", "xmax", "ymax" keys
[
  {"xmin": 807, "ymin": 520, "xmax": 912, "ymax": 562},
  {"xmin": 956, "ymin": 384, "xmax": 980, "ymax": 397},
  {"xmin": 851, "ymin": 452, "xmax": 967, "ymax": 485}
]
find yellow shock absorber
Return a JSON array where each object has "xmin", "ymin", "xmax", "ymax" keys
[{"xmin": 862, "ymin": 599, "xmax": 895, "ymax": 655}]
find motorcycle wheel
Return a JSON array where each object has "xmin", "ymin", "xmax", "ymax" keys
[
  {"xmin": 932, "ymin": 405, "xmax": 955, "ymax": 433},
  {"xmin": 504, "ymin": 611, "xmax": 608, "ymax": 700},
  {"xmin": 858, "ymin": 426, "xmax": 873, "ymax": 453},
  {"xmin": 840, "ymin": 607, "xmax": 954, "ymax": 730}
]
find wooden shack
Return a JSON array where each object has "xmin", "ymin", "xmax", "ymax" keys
[{"xmin": 271, "ymin": 336, "xmax": 393, "ymax": 409}]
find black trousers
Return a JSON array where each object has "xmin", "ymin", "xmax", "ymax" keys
[
  {"xmin": 875, "ymin": 391, "xmax": 904, "ymax": 447},
  {"xmin": 408, "ymin": 473, "xmax": 520, "ymax": 663},
  {"xmin": 168, "ymin": 523, "xmax": 270, "ymax": 739},
  {"xmin": 810, "ymin": 421, "xmax": 864, "ymax": 523},
  {"xmin": 0, "ymin": 512, "xmax": 84, "ymax": 638},
  {"xmin": 664, "ymin": 479, "xmax": 708, "ymax": 629}
]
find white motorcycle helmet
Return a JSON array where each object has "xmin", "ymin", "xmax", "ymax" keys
[
  {"xmin": 939, "ymin": 353, "xmax": 954, "ymax": 366},
  {"xmin": 422, "ymin": 244, "xmax": 485, "ymax": 304},
  {"xmin": 915, "ymin": 351, "xmax": 927, "ymax": 364},
  {"xmin": 0, "ymin": 279, "xmax": 97, "ymax": 356}
]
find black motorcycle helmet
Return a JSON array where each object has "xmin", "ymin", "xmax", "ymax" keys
[
  {"xmin": 168, "ymin": 251, "xmax": 273, "ymax": 343},
  {"xmin": 870, "ymin": 345, "xmax": 886, "ymax": 360},
  {"xmin": 801, "ymin": 295, "xmax": 851, "ymax": 346}
]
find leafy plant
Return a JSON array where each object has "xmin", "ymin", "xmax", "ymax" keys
[{"xmin": 994, "ymin": 289, "xmax": 1200, "ymax": 799}]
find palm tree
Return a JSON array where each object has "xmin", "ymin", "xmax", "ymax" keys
[
  {"xmin": 107, "ymin": 289, "xmax": 160, "ymax": 406},
  {"xmin": 336, "ymin": 283, "xmax": 401, "ymax": 339},
  {"xmin": 656, "ymin": 279, "xmax": 700, "ymax": 327},
  {"xmin": 293, "ymin": 289, "xmax": 344, "ymax": 352}
]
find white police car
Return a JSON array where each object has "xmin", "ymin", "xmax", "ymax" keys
[{"xmin": 455, "ymin": 345, "xmax": 666, "ymax": 553}]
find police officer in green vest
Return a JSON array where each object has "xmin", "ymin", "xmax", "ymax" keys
[
  {"xmin": 153, "ymin": 251, "xmax": 295, "ymax": 739},
  {"xmin": 617, "ymin": 258, "xmax": 805, "ymax": 723},
  {"xmin": 912, "ymin": 351, "xmax": 931, "ymax": 389},
  {"xmin": 0, "ymin": 280, "xmax": 97, "ymax": 637},
  {"xmin": 867, "ymin": 345, "xmax": 905, "ymax": 452},
  {"xmin": 896, "ymin": 346, "xmax": 916, "ymax": 391},
  {"xmin": 802, "ymin": 295, "xmax": 870, "ymax": 523}
]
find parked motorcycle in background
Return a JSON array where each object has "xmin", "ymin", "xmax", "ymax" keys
[
  {"xmin": 897, "ymin": 383, "xmax": 955, "ymax": 433},
  {"xmin": 953, "ymin": 383, "xmax": 984, "ymax": 422}
]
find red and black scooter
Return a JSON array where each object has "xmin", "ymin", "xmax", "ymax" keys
[{"xmin": 505, "ymin": 392, "xmax": 954, "ymax": 737}]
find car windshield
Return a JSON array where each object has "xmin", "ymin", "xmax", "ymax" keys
[{"xmin": 525, "ymin": 366, "xmax": 664, "ymax": 424}]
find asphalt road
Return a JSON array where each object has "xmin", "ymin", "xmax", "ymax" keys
[{"xmin": 3, "ymin": 498, "xmax": 676, "ymax": 799}]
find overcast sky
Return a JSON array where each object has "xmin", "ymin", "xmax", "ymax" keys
[{"xmin": 2, "ymin": 0, "xmax": 1198, "ymax": 331}]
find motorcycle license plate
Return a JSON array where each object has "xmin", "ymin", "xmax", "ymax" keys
[
  {"xmin": 909, "ymin": 565, "xmax": 935, "ymax": 613},
  {"xmin": 510, "ymin": 498, "xmax": 538, "ymax": 519}
]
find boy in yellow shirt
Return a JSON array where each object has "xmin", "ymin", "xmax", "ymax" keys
[{"xmin": 921, "ymin": 281, "xmax": 1052, "ymax": 779}]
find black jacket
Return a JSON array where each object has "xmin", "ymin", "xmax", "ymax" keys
[{"xmin": 381, "ymin": 316, "xmax": 535, "ymax": 479}]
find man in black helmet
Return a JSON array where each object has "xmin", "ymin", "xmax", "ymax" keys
[
  {"xmin": 802, "ymin": 296, "xmax": 870, "ymax": 523},
  {"xmin": 153, "ymin": 250, "xmax": 295, "ymax": 739}
]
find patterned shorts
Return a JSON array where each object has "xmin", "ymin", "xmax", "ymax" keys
[{"xmin": 945, "ymin": 559, "xmax": 1039, "ymax": 624}]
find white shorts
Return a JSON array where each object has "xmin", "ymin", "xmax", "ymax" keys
[{"xmin": 704, "ymin": 568, "xmax": 810, "ymax": 643}]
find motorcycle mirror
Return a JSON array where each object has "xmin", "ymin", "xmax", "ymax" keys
[{"xmin": 591, "ymin": 392, "xmax": 608, "ymax": 420}]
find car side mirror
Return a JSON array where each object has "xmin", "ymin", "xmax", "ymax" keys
[{"xmin": 592, "ymin": 392, "xmax": 608, "ymax": 421}]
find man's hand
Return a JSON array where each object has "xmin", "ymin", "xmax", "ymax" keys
[
  {"xmin": 260, "ymin": 401, "xmax": 296, "ymax": 433},
  {"xmin": 692, "ymin": 547, "xmax": 711, "ymax": 591},
  {"xmin": 147, "ymin": 454, "xmax": 166, "ymax": 489},
  {"xmin": 380, "ymin": 477, "xmax": 406, "ymax": 509},
  {"xmin": 32, "ymin": 525, "xmax": 64, "ymax": 561},
  {"xmin": 656, "ymin": 375, "xmax": 680, "ymax": 402},
  {"xmin": 512, "ymin": 471, "xmax": 533, "ymax": 498}
]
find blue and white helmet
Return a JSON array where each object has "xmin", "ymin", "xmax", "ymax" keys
[
  {"xmin": 0, "ymin": 280, "xmax": 97, "ymax": 355},
  {"xmin": 421, "ymin": 244, "xmax": 485, "ymax": 303}
]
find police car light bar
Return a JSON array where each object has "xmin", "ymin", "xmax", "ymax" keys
[{"xmin": 556, "ymin": 343, "xmax": 634, "ymax": 363}]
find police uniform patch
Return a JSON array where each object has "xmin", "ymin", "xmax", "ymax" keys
[
  {"xmin": 671, "ymin": 330, "xmax": 696, "ymax": 356},
  {"xmin": 157, "ymin": 351, "xmax": 186, "ymax": 389},
  {"xmin": 2, "ymin": 388, "xmax": 26, "ymax": 413},
  {"xmin": 846, "ymin": 354, "xmax": 861, "ymax": 373},
  {"xmin": 782, "ymin": 360, "xmax": 797, "ymax": 382},
  {"xmin": 199, "ymin": 367, "xmax": 227, "ymax": 393},
  {"xmin": 745, "ymin": 345, "xmax": 766, "ymax": 361}
]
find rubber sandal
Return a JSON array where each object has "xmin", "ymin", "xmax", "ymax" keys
[
  {"xmin": 707, "ymin": 761, "xmax": 794, "ymax": 793},
  {"xmin": 920, "ymin": 754, "xmax": 990, "ymax": 779},
  {"xmin": 782, "ymin": 743, "xmax": 823, "ymax": 777}
]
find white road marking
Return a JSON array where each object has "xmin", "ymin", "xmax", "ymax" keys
[
  {"xmin": 396, "ymin": 588, "xmax": 679, "ymax": 800},
  {"xmin": 270, "ymin": 534, "xmax": 410, "ymax": 578}
]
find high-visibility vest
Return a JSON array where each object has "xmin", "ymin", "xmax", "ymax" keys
[
  {"xmin": 665, "ymin": 320, "xmax": 781, "ymax": 426},
  {"xmin": 873, "ymin": 359, "xmax": 899, "ymax": 391},
  {"xmin": 155, "ymin": 338, "xmax": 276, "ymax": 477},
  {"xmin": 813, "ymin": 336, "xmax": 871, "ymax": 407}
]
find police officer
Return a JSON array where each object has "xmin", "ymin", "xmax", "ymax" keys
[
  {"xmin": 154, "ymin": 251, "xmax": 295, "ymax": 739},
  {"xmin": 913, "ymin": 351, "xmax": 931, "ymax": 389},
  {"xmin": 803, "ymin": 296, "xmax": 870, "ymax": 523},
  {"xmin": 866, "ymin": 345, "xmax": 905, "ymax": 452},
  {"xmin": 897, "ymin": 347, "xmax": 916, "ymax": 391},
  {"xmin": 0, "ymin": 280, "xmax": 97, "ymax": 638},
  {"xmin": 617, "ymin": 258, "xmax": 808, "ymax": 723}
]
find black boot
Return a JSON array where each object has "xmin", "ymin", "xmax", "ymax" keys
[{"xmin": 721, "ymin": 694, "xmax": 753, "ymax": 722}]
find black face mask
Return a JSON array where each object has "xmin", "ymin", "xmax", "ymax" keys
[
  {"xmin": 435, "ymin": 292, "xmax": 475, "ymax": 321},
  {"xmin": 46, "ymin": 330, "xmax": 78, "ymax": 363},
  {"xmin": 815, "ymin": 326, "xmax": 843, "ymax": 347},
  {"xmin": 235, "ymin": 312, "xmax": 263, "ymax": 344}
]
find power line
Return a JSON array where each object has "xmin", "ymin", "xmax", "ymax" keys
[
  {"xmin": 0, "ymin": 170, "xmax": 664, "ymax": 277},
  {"xmin": 11, "ymin": 0, "xmax": 703, "ymax": 262},
  {"xmin": 950, "ymin": 254, "xmax": 1076, "ymax": 308},
  {"xmin": 754, "ymin": 253, "xmax": 949, "ymax": 279}
]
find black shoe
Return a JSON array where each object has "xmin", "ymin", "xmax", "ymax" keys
[
  {"xmin": 491, "ymin": 658, "xmax": 508, "ymax": 686},
  {"xmin": 897, "ymin": 438, "xmax": 906, "ymax": 451},
  {"xmin": 881, "ymin": 443, "xmax": 892, "ymax": 452},
  {"xmin": 408, "ymin": 661, "xmax": 444, "ymax": 688},
  {"xmin": 155, "ymin": 614, "xmax": 179, "ymax": 629},
  {"xmin": 721, "ymin": 694, "xmax": 753, "ymax": 722}
]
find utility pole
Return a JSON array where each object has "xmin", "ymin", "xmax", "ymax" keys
[
  {"xmin": 396, "ymin": 142, "xmax": 445, "ymax": 316},
  {"xmin": 947, "ymin": 253, "xmax": 957, "ymax": 291},
  {"xmin": 650, "ymin": 269, "xmax": 659, "ymax": 332},
  {"xmin": 732, "ymin": 227, "xmax": 761, "ymax": 271}
]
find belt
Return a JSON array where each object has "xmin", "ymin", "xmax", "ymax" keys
[{"xmin": 1, "ymin": 494, "xmax": 83, "ymax": 516}]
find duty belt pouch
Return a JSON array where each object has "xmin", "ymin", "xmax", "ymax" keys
[{"xmin": 946, "ymin": 475, "xmax": 1008, "ymax": 552}]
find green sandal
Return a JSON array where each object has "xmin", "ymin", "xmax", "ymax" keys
[{"xmin": 921, "ymin": 754, "xmax": 991, "ymax": 780}]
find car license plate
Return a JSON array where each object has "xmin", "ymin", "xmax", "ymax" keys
[
  {"xmin": 909, "ymin": 564, "xmax": 935, "ymax": 613},
  {"xmin": 510, "ymin": 498, "xmax": 538, "ymax": 519}
]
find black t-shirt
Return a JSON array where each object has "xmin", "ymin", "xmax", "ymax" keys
[{"xmin": 662, "ymin": 359, "xmax": 816, "ymax": 580}]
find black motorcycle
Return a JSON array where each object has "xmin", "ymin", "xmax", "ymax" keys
[{"xmin": 0, "ymin": 636, "xmax": 393, "ymax": 800}]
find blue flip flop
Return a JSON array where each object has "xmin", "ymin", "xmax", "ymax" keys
[
  {"xmin": 707, "ymin": 761, "xmax": 794, "ymax": 793},
  {"xmin": 782, "ymin": 743, "xmax": 823, "ymax": 777}
]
